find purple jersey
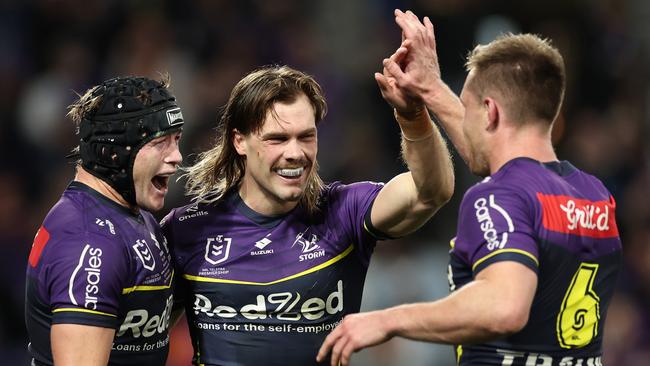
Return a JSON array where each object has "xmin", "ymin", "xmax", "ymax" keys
[
  {"xmin": 162, "ymin": 181, "xmax": 384, "ymax": 365},
  {"xmin": 25, "ymin": 182, "xmax": 174, "ymax": 366},
  {"xmin": 450, "ymin": 158, "xmax": 622, "ymax": 365}
]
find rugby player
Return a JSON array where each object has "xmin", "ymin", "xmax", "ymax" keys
[
  {"xmin": 25, "ymin": 76, "xmax": 184, "ymax": 365},
  {"xmin": 318, "ymin": 10, "xmax": 622, "ymax": 366},
  {"xmin": 161, "ymin": 64, "xmax": 454, "ymax": 365}
]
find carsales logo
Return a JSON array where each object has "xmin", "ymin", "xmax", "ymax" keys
[
  {"xmin": 474, "ymin": 195, "xmax": 514, "ymax": 251},
  {"xmin": 68, "ymin": 244, "xmax": 103, "ymax": 310},
  {"xmin": 536, "ymin": 193, "xmax": 619, "ymax": 238}
]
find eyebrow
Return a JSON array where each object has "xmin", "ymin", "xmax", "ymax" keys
[{"xmin": 260, "ymin": 127, "xmax": 317, "ymax": 139}]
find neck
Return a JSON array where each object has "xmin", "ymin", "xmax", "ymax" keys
[
  {"xmin": 488, "ymin": 123, "xmax": 558, "ymax": 174},
  {"xmin": 75, "ymin": 167, "xmax": 137, "ymax": 212},
  {"xmin": 238, "ymin": 180, "xmax": 297, "ymax": 217}
]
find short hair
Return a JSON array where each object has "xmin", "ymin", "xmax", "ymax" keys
[
  {"xmin": 184, "ymin": 65, "xmax": 327, "ymax": 213},
  {"xmin": 465, "ymin": 33, "xmax": 565, "ymax": 125}
]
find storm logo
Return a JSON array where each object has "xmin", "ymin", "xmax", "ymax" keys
[
  {"xmin": 205, "ymin": 236, "xmax": 231, "ymax": 265},
  {"xmin": 474, "ymin": 195, "xmax": 514, "ymax": 250},
  {"xmin": 293, "ymin": 230, "xmax": 325, "ymax": 261}
]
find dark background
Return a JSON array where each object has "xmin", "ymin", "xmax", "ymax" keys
[{"xmin": 1, "ymin": 0, "xmax": 648, "ymax": 364}]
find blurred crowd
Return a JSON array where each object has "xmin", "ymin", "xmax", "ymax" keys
[{"xmin": 1, "ymin": 0, "xmax": 648, "ymax": 365}]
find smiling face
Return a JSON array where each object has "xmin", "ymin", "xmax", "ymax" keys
[
  {"xmin": 132, "ymin": 130, "xmax": 183, "ymax": 212},
  {"xmin": 234, "ymin": 93, "xmax": 318, "ymax": 215}
]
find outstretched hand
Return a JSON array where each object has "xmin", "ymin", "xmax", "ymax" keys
[
  {"xmin": 375, "ymin": 44, "xmax": 424, "ymax": 120},
  {"xmin": 382, "ymin": 9, "xmax": 444, "ymax": 104},
  {"xmin": 316, "ymin": 311, "xmax": 393, "ymax": 366}
]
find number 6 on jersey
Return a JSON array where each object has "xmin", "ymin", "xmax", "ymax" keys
[{"xmin": 556, "ymin": 263, "xmax": 600, "ymax": 348}]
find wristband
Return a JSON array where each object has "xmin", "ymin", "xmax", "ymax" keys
[{"xmin": 394, "ymin": 108, "xmax": 434, "ymax": 142}]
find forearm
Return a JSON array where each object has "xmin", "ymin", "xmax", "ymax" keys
[
  {"xmin": 370, "ymin": 108, "xmax": 454, "ymax": 237},
  {"xmin": 397, "ymin": 108, "xmax": 454, "ymax": 209},
  {"xmin": 383, "ymin": 263, "xmax": 536, "ymax": 344},
  {"xmin": 52, "ymin": 324, "xmax": 114, "ymax": 365},
  {"xmin": 421, "ymin": 82, "xmax": 468, "ymax": 164}
]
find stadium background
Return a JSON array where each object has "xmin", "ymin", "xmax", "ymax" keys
[{"xmin": 1, "ymin": 0, "xmax": 648, "ymax": 364}]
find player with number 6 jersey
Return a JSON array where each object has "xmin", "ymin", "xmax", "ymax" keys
[
  {"xmin": 449, "ymin": 157, "xmax": 621, "ymax": 364},
  {"xmin": 317, "ymin": 11, "xmax": 622, "ymax": 366}
]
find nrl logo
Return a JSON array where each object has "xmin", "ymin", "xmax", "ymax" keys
[
  {"xmin": 205, "ymin": 235, "xmax": 232, "ymax": 265},
  {"xmin": 133, "ymin": 239, "xmax": 156, "ymax": 271}
]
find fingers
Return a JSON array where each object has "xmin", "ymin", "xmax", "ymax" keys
[
  {"xmin": 330, "ymin": 335, "xmax": 348, "ymax": 366},
  {"xmin": 317, "ymin": 328, "xmax": 339, "ymax": 363},
  {"xmin": 390, "ymin": 46, "xmax": 409, "ymax": 66},
  {"xmin": 423, "ymin": 16, "xmax": 436, "ymax": 48},
  {"xmin": 383, "ymin": 58, "xmax": 407, "ymax": 85},
  {"xmin": 339, "ymin": 341, "xmax": 357, "ymax": 366},
  {"xmin": 375, "ymin": 72, "xmax": 391, "ymax": 95}
]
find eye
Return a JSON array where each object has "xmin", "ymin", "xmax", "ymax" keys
[
  {"xmin": 265, "ymin": 136, "xmax": 287, "ymax": 144},
  {"xmin": 300, "ymin": 133, "xmax": 316, "ymax": 142}
]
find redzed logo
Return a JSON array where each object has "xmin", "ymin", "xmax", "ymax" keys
[
  {"xmin": 29, "ymin": 226, "xmax": 50, "ymax": 267},
  {"xmin": 537, "ymin": 193, "xmax": 619, "ymax": 238}
]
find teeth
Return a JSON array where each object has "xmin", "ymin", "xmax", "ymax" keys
[{"xmin": 276, "ymin": 167, "xmax": 304, "ymax": 177}]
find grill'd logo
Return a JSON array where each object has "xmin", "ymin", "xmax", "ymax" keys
[{"xmin": 537, "ymin": 193, "xmax": 619, "ymax": 238}]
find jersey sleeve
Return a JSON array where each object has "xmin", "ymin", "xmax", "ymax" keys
[
  {"xmin": 453, "ymin": 183, "xmax": 539, "ymax": 276},
  {"xmin": 46, "ymin": 231, "xmax": 131, "ymax": 329},
  {"xmin": 328, "ymin": 181, "xmax": 385, "ymax": 263}
]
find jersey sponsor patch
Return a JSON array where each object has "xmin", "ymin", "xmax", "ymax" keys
[
  {"xmin": 29, "ymin": 226, "xmax": 50, "ymax": 267},
  {"xmin": 537, "ymin": 193, "xmax": 619, "ymax": 238},
  {"xmin": 68, "ymin": 244, "xmax": 104, "ymax": 310},
  {"xmin": 473, "ymin": 194, "xmax": 514, "ymax": 250}
]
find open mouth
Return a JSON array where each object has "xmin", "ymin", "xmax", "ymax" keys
[
  {"xmin": 276, "ymin": 167, "xmax": 305, "ymax": 179},
  {"xmin": 152, "ymin": 175, "xmax": 170, "ymax": 191}
]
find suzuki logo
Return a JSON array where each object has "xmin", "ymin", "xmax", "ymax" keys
[
  {"xmin": 205, "ymin": 236, "xmax": 231, "ymax": 265},
  {"xmin": 255, "ymin": 237, "xmax": 272, "ymax": 250}
]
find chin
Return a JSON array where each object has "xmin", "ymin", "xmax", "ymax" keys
[{"xmin": 138, "ymin": 198, "xmax": 165, "ymax": 213}]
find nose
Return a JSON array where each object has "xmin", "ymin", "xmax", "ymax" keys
[
  {"xmin": 164, "ymin": 141, "xmax": 183, "ymax": 166},
  {"xmin": 283, "ymin": 138, "xmax": 305, "ymax": 161}
]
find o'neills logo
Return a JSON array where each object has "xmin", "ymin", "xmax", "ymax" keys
[{"xmin": 537, "ymin": 193, "xmax": 619, "ymax": 238}]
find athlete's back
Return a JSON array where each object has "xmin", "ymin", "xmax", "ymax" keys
[{"xmin": 451, "ymin": 158, "xmax": 621, "ymax": 365}]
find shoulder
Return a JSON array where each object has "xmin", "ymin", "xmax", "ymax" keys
[
  {"xmin": 321, "ymin": 181, "xmax": 385, "ymax": 201},
  {"xmin": 161, "ymin": 201, "xmax": 212, "ymax": 227}
]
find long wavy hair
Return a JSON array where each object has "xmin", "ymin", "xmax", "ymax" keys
[{"xmin": 184, "ymin": 65, "xmax": 327, "ymax": 214}]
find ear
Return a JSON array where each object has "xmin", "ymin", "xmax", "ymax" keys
[
  {"xmin": 484, "ymin": 97, "xmax": 500, "ymax": 131},
  {"xmin": 233, "ymin": 129, "xmax": 246, "ymax": 156}
]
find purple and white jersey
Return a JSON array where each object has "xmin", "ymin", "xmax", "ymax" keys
[
  {"xmin": 450, "ymin": 158, "xmax": 622, "ymax": 365},
  {"xmin": 162, "ymin": 181, "xmax": 385, "ymax": 365},
  {"xmin": 25, "ymin": 182, "xmax": 174, "ymax": 366}
]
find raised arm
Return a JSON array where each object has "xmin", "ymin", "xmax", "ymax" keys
[
  {"xmin": 52, "ymin": 324, "xmax": 114, "ymax": 366},
  {"xmin": 384, "ymin": 10, "xmax": 469, "ymax": 163},
  {"xmin": 369, "ymin": 51, "xmax": 454, "ymax": 238}
]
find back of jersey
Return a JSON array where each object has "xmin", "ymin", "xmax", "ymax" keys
[{"xmin": 451, "ymin": 158, "xmax": 622, "ymax": 365}]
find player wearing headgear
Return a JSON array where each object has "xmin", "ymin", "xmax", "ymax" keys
[
  {"xmin": 25, "ymin": 76, "xmax": 185, "ymax": 366},
  {"xmin": 161, "ymin": 65, "xmax": 454, "ymax": 365}
]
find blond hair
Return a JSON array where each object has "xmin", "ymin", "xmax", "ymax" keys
[
  {"xmin": 184, "ymin": 65, "xmax": 327, "ymax": 214},
  {"xmin": 465, "ymin": 33, "xmax": 565, "ymax": 124}
]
